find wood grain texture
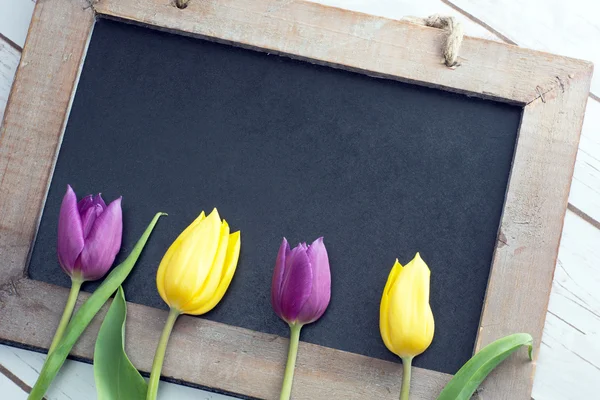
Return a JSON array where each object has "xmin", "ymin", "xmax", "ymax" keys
[
  {"xmin": 0, "ymin": 0, "xmax": 593, "ymax": 398},
  {"xmin": 0, "ymin": 280, "xmax": 452, "ymax": 399},
  {"xmin": 0, "ymin": 36, "xmax": 20, "ymax": 123},
  {"xmin": 0, "ymin": 0, "xmax": 94, "ymax": 282},
  {"xmin": 93, "ymin": 0, "xmax": 590, "ymax": 105},
  {"xmin": 309, "ymin": 0, "xmax": 504, "ymax": 42},
  {"xmin": 475, "ymin": 72, "xmax": 592, "ymax": 397}
]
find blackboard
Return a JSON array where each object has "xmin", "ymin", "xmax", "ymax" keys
[{"xmin": 28, "ymin": 19, "xmax": 521, "ymax": 376}]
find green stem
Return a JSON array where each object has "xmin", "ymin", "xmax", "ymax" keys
[
  {"xmin": 27, "ymin": 212, "xmax": 166, "ymax": 400},
  {"xmin": 146, "ymin": 308, "xmax": 180, "ymax": 400},
  {"xmin": 48, "ymin": 278, "xmax": 83, "ymax": 354},
  {"xmin": 280, "ymin": 323, "xmax": 302, "ymax": 400},
  {"xmin": 400, "ymin": 357, "xmax": 413, "ymax": 400}
]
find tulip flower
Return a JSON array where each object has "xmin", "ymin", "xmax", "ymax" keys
[
  {"xmin": 380, "ymin": 253, "xmax": 435, "ymax": 400},
  {"xmin": 271, "ymin": 237, "xmax": 331, "ymax": 400},
  {"xmin": 49, "ymin": 185, "xmax": 123, "ymax": 354},
  {"xmin": 147, "ymin": 208, "xmax": 241, "ymax": 400}
]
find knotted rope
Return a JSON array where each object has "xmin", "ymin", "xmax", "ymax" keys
[{"xmin": 404, "ymin": 14, "xmax": 464, "ymax": 68}]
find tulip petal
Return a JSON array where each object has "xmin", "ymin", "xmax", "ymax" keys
[
  {"xmin": 178, "ymin": 211, "xmax": 207, "ymax": 241},
  {"xmin": 78, "ymin": 197, "xmax": 123, "ymax": 281},
  {"xmin": 163, "ymin": 208, "xmax": 222, "ymax": 309},
  {"xmin": 379, "ymin": 291, "xmax": 392, "ymax": 351},
  {"xmin": 384, "ymin": 259, "xmax": 403, "ymax": 296},
  {"xmin": 296, "ymin": 237, "xmax": 331, "ymax": 324},
  {"xmin": 80, "ymin": 203, "xmax": 103, "ymax": 238},
  {"xmin": 78, "ymin": 194, "xmax": 95, "ymax": 214},
  {"xmin": 380, "ymin": 259, "xmax": 403, "ymax": 353},
  {"xmin": 156, "ymin": 211, "xmax": 206, "ymax": 306},
  {"xmin": 189, "ymin": 230, "xmax": 241, "ymax": 315},
  {"xmin": 179, "ymin": 220, "xmax": 230, "ymax": 313},
  {"xmin": 278, "ymin": 245, "xmax": 313, "ymax": 322},
  {"xmin": 387, "ymin": 253, "xmax": 434, "ymax": 358},
  {"xmin": 57, "ymin": 185, "xmax": 85, "ymax": 275},
  {"xmin": 94, "ymin": 194, "xmax": 107, "ymax": 211},
  {"xmin": 271, "ymin": 238, "xmax": 290, "ymax": 318}
]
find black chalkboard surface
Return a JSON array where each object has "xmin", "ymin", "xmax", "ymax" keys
[{"xmin": 28, "ymin": 19, "xmax": 521, "ymax": 375}]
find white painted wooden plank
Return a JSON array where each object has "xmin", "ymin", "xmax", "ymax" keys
[
  {"xmin": 0, "ymin": 372, "xmax": 27, "ymax": 399},
  {"xmin": 571, "ymin": 98, "xmax": 600, "ymax": 222},
  {"xmin": 0, "ymin": 0, "xmax": 35, "ymax": 49},
  {"xmin": 0, "ymin": 36, "xmax": 20, "ymax": 123},
  {"xmin": 309, "ymin": 0, "xmax": 503, "ymax": 41},
  {"xmin": 0, "ymin": 344, "xmax": 234, "ymax": 399},
  {"xmin": 534, "ymin": 210, "xmax": 600, "ymax": 399},
  {"xmin": 449, "ymin": 0, "xmax": 600, "ymax": 95},
  {"xmin": 0, "ymin": 345, "xmax": 243, "ymax": 399}
]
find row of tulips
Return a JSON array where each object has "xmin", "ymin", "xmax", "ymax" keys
[{"xmin": 29, "ymin": 185, "xmax": 533, "ymax": 400}]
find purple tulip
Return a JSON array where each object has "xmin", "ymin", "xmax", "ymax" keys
[
  {"xmin": 271, "ymin": 237, "xmax": 331, "ymax": 325},
  {"xmin": 57, "ymin": 185, "xmax": 123, "ymax": 282}
]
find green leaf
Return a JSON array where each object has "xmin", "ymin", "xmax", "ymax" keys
[
  {"xmin": 437, "ymin": 333, "xmax": 533, "ymax": 400},
  {"xmin": 28, "ymin": 212, "xmax": 167, "ymax": 400},
  {"xmin": 94, "ymin": 286, "xmax": 147, "ymax": 400}
]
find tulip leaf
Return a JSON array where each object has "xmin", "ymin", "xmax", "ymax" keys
[
  {"xmin": 28, "ymin": 212, "xmax": 166, "ymax": 400},
  {"xmin": 436, "ymin": 333, "xmax": 533, "ymax": 400},
  {"xmin": 94, "ymin": 286, "xmax": 147, "ymax": 400}
]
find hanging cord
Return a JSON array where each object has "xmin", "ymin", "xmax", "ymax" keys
[{"xmin": 404, "ymin": 14, "xmax": 464, "ymax": 68}]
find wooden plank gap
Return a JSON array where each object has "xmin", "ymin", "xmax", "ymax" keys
[
  {"xmin": 567, "ymin": 203, "xmax": 600, "ymax": 231},
  {"xmin": 440, "ymin": 0, "xmax": 517, "ymax": 45},
  {"xmin": 0, "ymin": 33, "xmax": 21, "ymax": 52},
  {"xmin": 0, "ymin": 362, "xmax": 36, "ymax": 395}
]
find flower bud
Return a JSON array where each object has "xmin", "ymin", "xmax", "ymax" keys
[
  {"xmin": 156, "ymin": 208, "xmax": 241, "ymax": 315},
  {"xmin": 271, "ymin": 237, "xmax": 331, "ymax": 326},
  {"xmin": 380, "ymin": 253, "xmax": 435, "ymax": 358},
  {"xmin": 57, "ymin": 185, "xmax": 122, "ymax": 282}
]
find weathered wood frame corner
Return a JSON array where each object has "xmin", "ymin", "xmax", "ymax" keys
[{"xmin": 0, "ymin": 0, "xmax": 592, "ymax": 398}]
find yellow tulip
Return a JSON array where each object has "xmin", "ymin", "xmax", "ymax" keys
[
  {"xmin": 380, "ymin": 253, "xmax": 434, "ymax": 400},
  {"xmin": 156, "ymin": 208, "xmax": 241, "ymax": 315},
  {"xmin": 148, "ymin": 208, "xmax": 240, "ymax": 400}
]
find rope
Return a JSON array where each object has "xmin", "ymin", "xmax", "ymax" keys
[{"xmin": 404, "ymin": 14, "xmax": 464, "ymax": 68}]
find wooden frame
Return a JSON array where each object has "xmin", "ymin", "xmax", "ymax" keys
[{"xmin": 0, "ymin": 0, "xmax": 592, "ymax": 398}]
